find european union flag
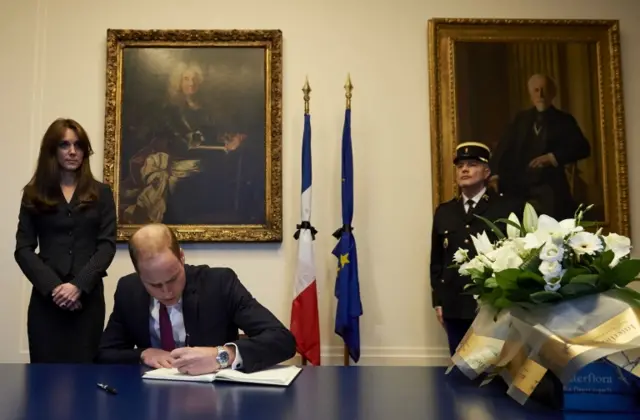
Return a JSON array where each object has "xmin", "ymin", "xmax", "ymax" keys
[{"xmin": 332, "ymin": 107, "xmax": 363, "ymax": 363}]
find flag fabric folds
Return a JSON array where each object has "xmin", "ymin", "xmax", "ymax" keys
[
  {"xmin": 290, "ymin": 112, "xmax": 321, "ymax": 366},
  {"xmin": 332, "ymin": 107, "xmax": 363, "ymax": 363}
]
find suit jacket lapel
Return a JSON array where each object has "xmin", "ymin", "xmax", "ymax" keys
[
  {"xmin": 516, "ymin": 108, "xmax": 537, "ymax": 155},
  {"xmin": 135, "ymin": 283, "xmax": 151, "ymax": 349},
  {"xmin": 181, "ymin": 266, "xmax": 200, "ymax": 345},
  {"xmin": 456, "ymin": 197, "xmax": 470, "ymax": 223}
]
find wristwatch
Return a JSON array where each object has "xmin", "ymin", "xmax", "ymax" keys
[{"xmin": 216, "ymin": 346, "xmax": 230, "ymax": 369}]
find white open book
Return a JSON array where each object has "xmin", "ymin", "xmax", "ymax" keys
[{"xmin": 142, "ymin": 365, "xmax": 302, "ymax": 387}]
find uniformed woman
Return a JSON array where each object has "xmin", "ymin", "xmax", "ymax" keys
[
  {"xmin": 15, "ymin": 118, "xmax": 116, "ymax": 363},
  {"xmin": 430, "ymin": 142, "xmax": 523, "ymax": 355}
]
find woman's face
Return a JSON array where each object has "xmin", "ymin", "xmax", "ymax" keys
[
  {"xmin": 181, "ymin": 70, "xmax": 200, "ymax": 96},
  {"xmin": 57, "ymin": 128, "xmax": 84, "ymax": 172}
]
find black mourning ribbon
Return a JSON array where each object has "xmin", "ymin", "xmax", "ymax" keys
[
  {"xmin": 332, "ymin": 224, "xmax": 354, "ymax": 239},
  {"xmin": 293, "ymin": 221, "xmax": 318, "ymax": 240}
]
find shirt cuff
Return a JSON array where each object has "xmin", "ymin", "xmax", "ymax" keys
[{"xmin": 224, "ymin": 342, "xmax": 243, "ymax": 370}]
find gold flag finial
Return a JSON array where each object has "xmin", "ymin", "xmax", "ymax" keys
[
  {"xmin": 302, "ymin": 76, "xmax": 311, "ymax": 114},
  {"xmin": 344, "ymin": 73, "xmax": 353, "ymax": 109}
]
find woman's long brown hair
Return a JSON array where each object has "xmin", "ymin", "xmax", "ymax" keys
[{"xmin": 22, "ymin": 118, "xmax": 99, "ymax": 211}]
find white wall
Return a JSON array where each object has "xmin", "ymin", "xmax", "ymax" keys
[{"xmin": 1, "ymin": 0, "xmax": 638, "ymax": 364}]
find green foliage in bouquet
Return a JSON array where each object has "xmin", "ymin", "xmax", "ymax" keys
[{"xmin": 452, "ymin": 203, "xmax": 640, "ymax": 311}]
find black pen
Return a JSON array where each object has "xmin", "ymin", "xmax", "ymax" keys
[{"xmin": 97, "ymin": 383, "xmax": 117, "ymax": 395}]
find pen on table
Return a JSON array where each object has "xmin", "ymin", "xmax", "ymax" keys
[{"xmin": 97, "ymin": 383, "xmax": 117, "ymax": 395}]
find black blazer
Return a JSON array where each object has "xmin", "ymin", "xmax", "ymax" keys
[
  {"xmin": 14, "ymin": 181, "xmax": 117, "ymax": 297},
  {"xmin": 96, "ymin": 264, "xmax": 297, "ymax": 373}
]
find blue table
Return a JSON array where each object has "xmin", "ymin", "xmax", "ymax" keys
[{"xmin": 0, "ymin": 364, "xmax": 630, "ymax": 419}]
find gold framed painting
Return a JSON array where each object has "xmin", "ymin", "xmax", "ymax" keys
[
  {"xmin": 103, "ymin": 29, "xmax": 283, "ymax": 242},
  {"xmin": 428, "ymin": 18, "xmax": 630, "ymax": 236}
]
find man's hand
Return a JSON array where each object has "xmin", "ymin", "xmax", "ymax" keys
[
  {"xmin": 223, "ymin": 133, "xmax": 247, "ymax": 152},
  {"xmin": 141, "ymin": 348, "xmax": 175, "ymax": 369},
  {"xmin": 435, "ymin": 306, "xmax": 444, "ymax": 328},
  {"xmin": 52, "ymin": 284, "xmax": 81, "ymax": 309},
  {"xmin": 171, "ymin": 346, "xmax": 236, "ymax": 376},
  {"xmin": 529, "ymin": 153, "xmax": 557, "ymax": 169}
]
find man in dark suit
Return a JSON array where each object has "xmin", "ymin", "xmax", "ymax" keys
[
  {"xmin": 96, "ymin": 223, "xmax": 296, "ymax": 374},
  {"xmin": 430, "ymin": 142, "xmax": 523, "ymax": 356},
  {"xmin": 488, "ymin": 73, "xmax": 591, "ymax": 221}
]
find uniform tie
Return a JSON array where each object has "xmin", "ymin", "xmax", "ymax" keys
[
  {"xmin": 159, "ymin": 303, "xmax": 176, "ymax": 351},
  {"xmin": 466, "ymin": 199, "xmax": 475, "ymax": 214}
]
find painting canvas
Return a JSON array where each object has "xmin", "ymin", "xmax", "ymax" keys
[
  {"xmin": 428, "ymin": 19, "xmax": 629, "ymax": 236},
  {"xmin": 103, "ymin": 29, "xmax": 283, "ymax": 242}
]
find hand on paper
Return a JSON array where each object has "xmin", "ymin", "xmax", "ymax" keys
[
  {"xmin": 141, "ymin": 348, "xmax": 176, "ymax": 369},
  {"xmin": 52, "ymin": 284, "xmax": 81, "ymax": 309},
  {"xmin": 171, "ymin": 347, "xmax": 222, "ymax": 376}
]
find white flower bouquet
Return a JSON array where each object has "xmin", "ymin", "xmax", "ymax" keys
[{"xmin": 453, "ymin": 203, "xmax": 640, "ymax": 311}]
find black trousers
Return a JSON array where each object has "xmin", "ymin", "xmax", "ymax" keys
[{"xmin": 443, "ymin": 318, "xmax": 474, "ymax": 356}]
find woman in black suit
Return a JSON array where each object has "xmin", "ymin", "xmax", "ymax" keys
[{"xmin": 14, "ymin": 118, "xmax": 116, "ymax": 363}]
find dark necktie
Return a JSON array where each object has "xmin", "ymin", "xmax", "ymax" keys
[
  {"xmin": 466, "ymin": 199, "xmax": 475, "ymax": 214},
  {"xmin": 159, "ymin": 303, "xmax": 176, "ymax": 351}
]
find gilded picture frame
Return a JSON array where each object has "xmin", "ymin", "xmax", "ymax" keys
[
  {"xmin": 103, "ymin": 29, "xmax": 283, "ymax": 242},
  {"xmin": 427, "ymin": 18, "xmax": 629, "ymax": 236}
]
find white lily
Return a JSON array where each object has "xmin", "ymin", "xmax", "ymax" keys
[
  {"xmin": 471, "ymin": 231, "xmax": 494, "ymax": 255},
  {"xmin": 507, "ymin": 212, "xmax": 521, "ymax": 239},
  {"xmin": 603, "ymin": 232, "xmax": 631, "ymax": 267},
  {"xmin": 522, "ymin": 202, "xmax": 539, "ymax": 233}
]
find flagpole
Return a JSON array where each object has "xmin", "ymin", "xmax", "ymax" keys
[
  {"xmin": 343, "ymin": 73, "xmax": 353, "ymax": 368},
  {"xmin": 300, "ymin": 76, "xmax": 311, "ymax": 367}
]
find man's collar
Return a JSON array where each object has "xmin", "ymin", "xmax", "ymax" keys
[{"xmin": 151, "ymin": 297, "xmax": 183, "ymax": 309}]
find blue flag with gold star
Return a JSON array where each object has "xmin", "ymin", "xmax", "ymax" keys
[{"xmin": 332, "ymin": 107, "xmax": 363, "ymax": 363}]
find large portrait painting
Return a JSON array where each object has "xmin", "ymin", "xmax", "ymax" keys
[
  {"xmin": 428, "ymin": 19, "xmax": 630, "ymax": 236},
  {"xmin": 103, "ymin": 29, "xmax": 283, "ymax": 242}
]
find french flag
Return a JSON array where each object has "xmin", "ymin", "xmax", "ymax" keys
[{"xmin": 290, "ymin": 111, "xmax": 321, "ymax": 365}]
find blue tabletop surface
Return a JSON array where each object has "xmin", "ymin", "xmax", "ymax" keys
[{"xmin": 0, "ymin": 364, "xmax": 632, "ymax": 419}]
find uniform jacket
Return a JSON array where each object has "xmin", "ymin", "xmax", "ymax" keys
[{"xmin": 430, "ymin": 190, "xmax": 524, "ymax": 319}]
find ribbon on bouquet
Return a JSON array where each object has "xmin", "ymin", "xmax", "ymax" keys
[{"xmin": 450, "ymin": 289, "xmax": 640, "ymax": 405}]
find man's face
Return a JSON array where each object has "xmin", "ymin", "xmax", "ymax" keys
[
  {"xmin": 137, "ymin": 249, "xmax": 186, "ymax": 306},
  {"xmin": 528, "ymin": 76, "xmax": 555, "ymax": 111},
  {"xmin": 181, "ymin": 70, "xmax": 200, "ymax": 96},
  {"xmin": 455, "ymin": 159, "xmax": 490, "ymax": 188}
]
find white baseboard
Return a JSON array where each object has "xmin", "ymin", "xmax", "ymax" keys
[{"xmin": 289, "ymin": 346, "xmax": 451, "ymax": 366}]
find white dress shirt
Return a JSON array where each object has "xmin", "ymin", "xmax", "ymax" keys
[
  {"xmin": 149, "ymin": 298, "xmax": 243, "ymax": 370},
  {"xmin": 461, "ymin": 187, "xmax": 486, "ymax": 213}
]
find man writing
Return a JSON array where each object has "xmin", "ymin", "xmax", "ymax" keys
[
  {"xmin": 96, "ymin": 223, "xmax": 296, "ymax": 374},
  {"xmin": 430, "ymin": 142, "xmax": 523, "ymax": 355}
]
